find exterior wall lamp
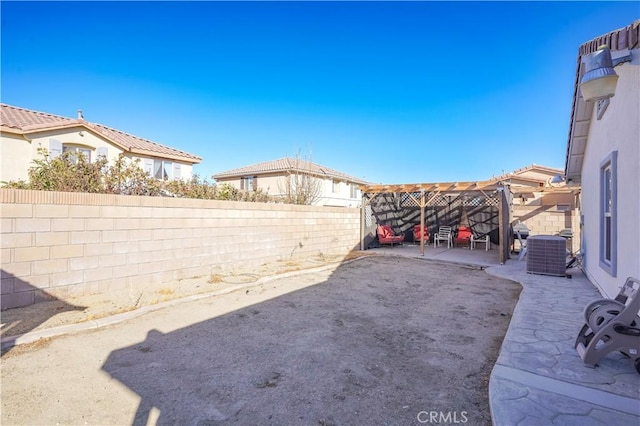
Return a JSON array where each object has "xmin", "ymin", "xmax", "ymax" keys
[{"xmin": 580, "ymin": 45, "xmax": 632, "ymax": 102}]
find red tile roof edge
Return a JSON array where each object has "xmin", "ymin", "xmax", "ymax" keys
[{"xmin": 1, "ymin": 103, "xmax": 201, "ymax": 163}]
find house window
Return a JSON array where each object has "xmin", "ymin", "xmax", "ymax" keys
[
  {"xmin": 599, "ymin": 151, "xmax": 617, "ymax": 276},
  {"xmin": 242, "ymin": 176, "xmax": 255, "ymax": 191},
  {"xmin": 154, "ymin": 159, "xmax": 172, "ymax": 180},
  {"xmin": 350, "ymin": 183, "xmax": 358, "ymax": 199},
  {"xmin": 332, "ymin": 180, "xmax": 340, "ymax": 193},
  {"xmin": 62, "ymin": 145, "xmax": 91, "ymax": 163}
]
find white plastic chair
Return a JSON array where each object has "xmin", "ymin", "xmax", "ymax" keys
[
  {"xmin": 471, "ymin": 234, "xmax": 490, "ymax": 251},
  {"xmin": 433, "ymin": 226, "xmax": 452, "ymax": 248}
]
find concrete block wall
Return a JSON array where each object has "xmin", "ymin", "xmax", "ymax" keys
[
  {"xmin": 512, "ymin": 206, "xmax": 580, "ymax": 253},
  {"xmin": 0, "ymin": 189, "xmax": 360, "ymax": 309}
]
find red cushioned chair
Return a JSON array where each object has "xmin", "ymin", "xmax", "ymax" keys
[
  {"xmin": 454, "ymin": 226, "xmax": 473, "ymax": 248},
  {"xmin": 413, "ymin": 225, "xmax": 430, "ymax": 244},
  {"xmin": 377, "ymin": 224, "xmax": 405, "ymax": 246}
]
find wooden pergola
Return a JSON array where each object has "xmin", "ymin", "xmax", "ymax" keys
[
  {"xmin": 360, "ymin": 179, "xmax": 581, "ymax": 264},
  {"xmin": 359, "ymin": 180, "xmax": 512, "ymax": 263}
]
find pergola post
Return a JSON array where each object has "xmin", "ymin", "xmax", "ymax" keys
[
  {"xmin": 498, "ymin": 187, "xmax": 511, "ymax": 264},
  {"xmin": 419, "ymin": 191, "xmax": 426, "ymax": 256},
  {"xmin": 360, "ymin": 195, "xmax": 367, "ymax": 251}
]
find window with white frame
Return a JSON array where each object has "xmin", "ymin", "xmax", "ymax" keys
[
  {"xmin": 332, "ymin": 180, "xmax": 340, "ymax": 193},
  {"xmin": 600, "ymin": 151, "xmax": 617, "ymax": 276},
  {"xmin": 62, "ymin": 145, "xmax": 91, "ymax": 163},
  {"xmin": 143, "ymin": 158, "xmax": 180, "ymax": 180},
  {"xmin": 350, "ymin": 183, "xmax": 358, "ymax": 199},
  {"xmin": 154, "ymin": 159, "xmax": 173, "ymax": 180}
]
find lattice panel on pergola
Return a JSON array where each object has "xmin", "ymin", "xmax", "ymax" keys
[
  {"xmin": 429, "ymin": 193, "xmax": 451, "ymax": 206},
  {"xmin": 462, "ymin": 194, "xmax": 499, "ymax": 207},
  {"xmin": 365, "ymin": 204, "xmax": 373, "ymax": 227},
  {"xmin": 400, "ymin": 192, "xmax": 421, "ymax": 208},
  {"xmin": 382, "ymin": 191, "xmax": 500, "ymax": 209}
]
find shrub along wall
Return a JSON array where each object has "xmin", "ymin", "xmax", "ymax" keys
[{"xmin": 0, "ymin": 189, "xmax": 360, "ymax": 309}]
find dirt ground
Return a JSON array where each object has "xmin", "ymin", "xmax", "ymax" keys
[
  {"xmin": 1, "ymin": 255, "xmax": 521, "ymax": 426},
  {"xmin": 1, "ymin": 252, "xmax": 368, "ymax": 340}
]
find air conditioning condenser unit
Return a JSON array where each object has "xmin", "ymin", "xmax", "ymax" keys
[{"xmin": 526, "ymin": 235, "xmax": 566, "ymax": 277}]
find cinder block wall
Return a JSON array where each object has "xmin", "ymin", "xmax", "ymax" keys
[
  {"xmin": 0, "ymin": 189, "xmax": 360, "ymax": 309},
  {"xmin": 511, "ymin": 191, "xmax": 580, "ymax": 253}
]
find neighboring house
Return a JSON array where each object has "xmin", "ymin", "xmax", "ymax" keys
[
  {"xmin": 213, "ymin": 157, "xmax": 369, "ymax": 207},
  {"xmin": 495, "ymin": 164, "xmax": 581, "ymax": 254},
  {"xmin": 0, "ymin": 103, "xmax": 201, "ymax": 184},
  {"xmin": 564, "ymin": 20, "xmax": 639, "ymax": 298},
  {"xmin": 494, "ymin": 164, "xmax": 566, "ymax": 187}
]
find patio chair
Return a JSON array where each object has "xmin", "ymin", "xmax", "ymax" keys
[
  {"xmin": 471, "ymin": 233, "xmax": 491, "ymax": 251},
  {"xmin": 377, "ymin": 224, "xmax": 405, "ymax": 246},
  {"xmin": 453, "ymin": 226, "xmax": 472, "ymax": 248},
  {"xmin": 512, "ymin": 223, "xmax": 530, "ymax": 261},
  {"xmin": 413, "ymin": 225, "xmax": 430, "ymax": 245},
  {"xmin": 433, "ymin": 225, "xmax": 452, "ymax": 249}
]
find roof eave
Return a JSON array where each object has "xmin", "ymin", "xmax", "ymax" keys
[
  {"xmin": 214, "ymin": 168, "xmax": 367, "ymax": 185},
  {"xmin": 564, "ymin": 20, "xmax": 640, "ymax": 183},
  {"xmin": 129, "ymin": 148, "xmax": 201, "ymax": 164},
  {"xmin": 0, "ymin": 126, "xmax": 27, "ymax": 136},
  {"xmin": 7, "ymin": 121, "xmax": 84, "ymax": 135}
]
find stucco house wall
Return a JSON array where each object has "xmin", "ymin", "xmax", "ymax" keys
[
  {"xmin": 213, "ymin": 158, "xmax": 366, "ymax": 207},
  {"xmin": 0, "ymin": 133, "xmax": 32, "ymax": 184},
  {"xmin": 2, "ymin": 127, "xmax": 119, "ymax": 183},
  {"xmin": 218, "ymin": 173, "xmax": 362, "ymax": 207},
  {"xmin": 579, "ymin": 62, "xmax": 640, "ymax": 298},
  {"xmin": 1, "ymin": 104, "xmax": 200, "ymax": 185},
  {"xmin": 218, "ymin": 174, "xmax": 282, "ymax": 194},
  {"xmin": 564, "ymin": 21, "xmax": 640, "ymax": 298}
]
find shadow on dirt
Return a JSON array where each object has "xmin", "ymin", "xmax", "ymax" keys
[
  {"xmin": 102, "ymin": 256, "xmax": 521, "ymax": 425},
  {"xmin": 1, "ymin": 271, "xmax": 86, "ymax": 356}
]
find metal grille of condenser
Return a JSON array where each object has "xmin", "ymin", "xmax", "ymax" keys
[{"xmin": 526, "ymin": 235, "xmax": 566, "ymax": 276}]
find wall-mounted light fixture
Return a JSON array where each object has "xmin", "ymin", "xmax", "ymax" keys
[{"xmin": 580, "ymin": 45, "xmax": 633, "ymax": 102}]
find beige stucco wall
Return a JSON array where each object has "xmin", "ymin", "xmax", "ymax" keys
[
  {"xmin": 1, "ymin": 127, "xmax": 123, "ymax": 183},
  {"xmin": 0, "ymin": 189, "xmax": 360, "ymax": 309},
  {"xmin": 319, "ymin": 179, "xmax": 361, "ymax": 208},
  {"xmin": 580, "ymin": 56, "xmax": 640, "ymax": 298},
  {"xmin": 0, "ymin": 133, "xmax": 33, "ymax": 184},
  {"xmin": 0, "ymin": 127, "xmax": 193, "ymax": 183},
  {"xmin": 217, "ymin": 173, "xmax": 361, "ymax": 207}
]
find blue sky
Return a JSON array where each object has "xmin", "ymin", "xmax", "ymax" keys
[{"xmin": 2, "ymin": 1, "xmax": 638, "ymax": 185}]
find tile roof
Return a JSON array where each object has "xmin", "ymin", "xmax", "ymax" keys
[
  {"xmin": 491, "ymin": 164, "xmax": 563, "ymax": 185},
  {"xmin": 1, "ymin": 103, "xmax": 201, "ymax": 163},
  {"xmin": 213, "ymin": 157, "xmax": 369, "ymax": 185}
]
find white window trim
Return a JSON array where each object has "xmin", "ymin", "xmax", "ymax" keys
[
  {"xmin": 62, "ymin": 144, "xmax": 92, "ymax": 163},
  {"xmin": 599, "ymin": 151, "xmax": 617, "ymax": 277},
  {"xmin": 152, "ymin": 159, "xmax": 173, "ymax": 180}
]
